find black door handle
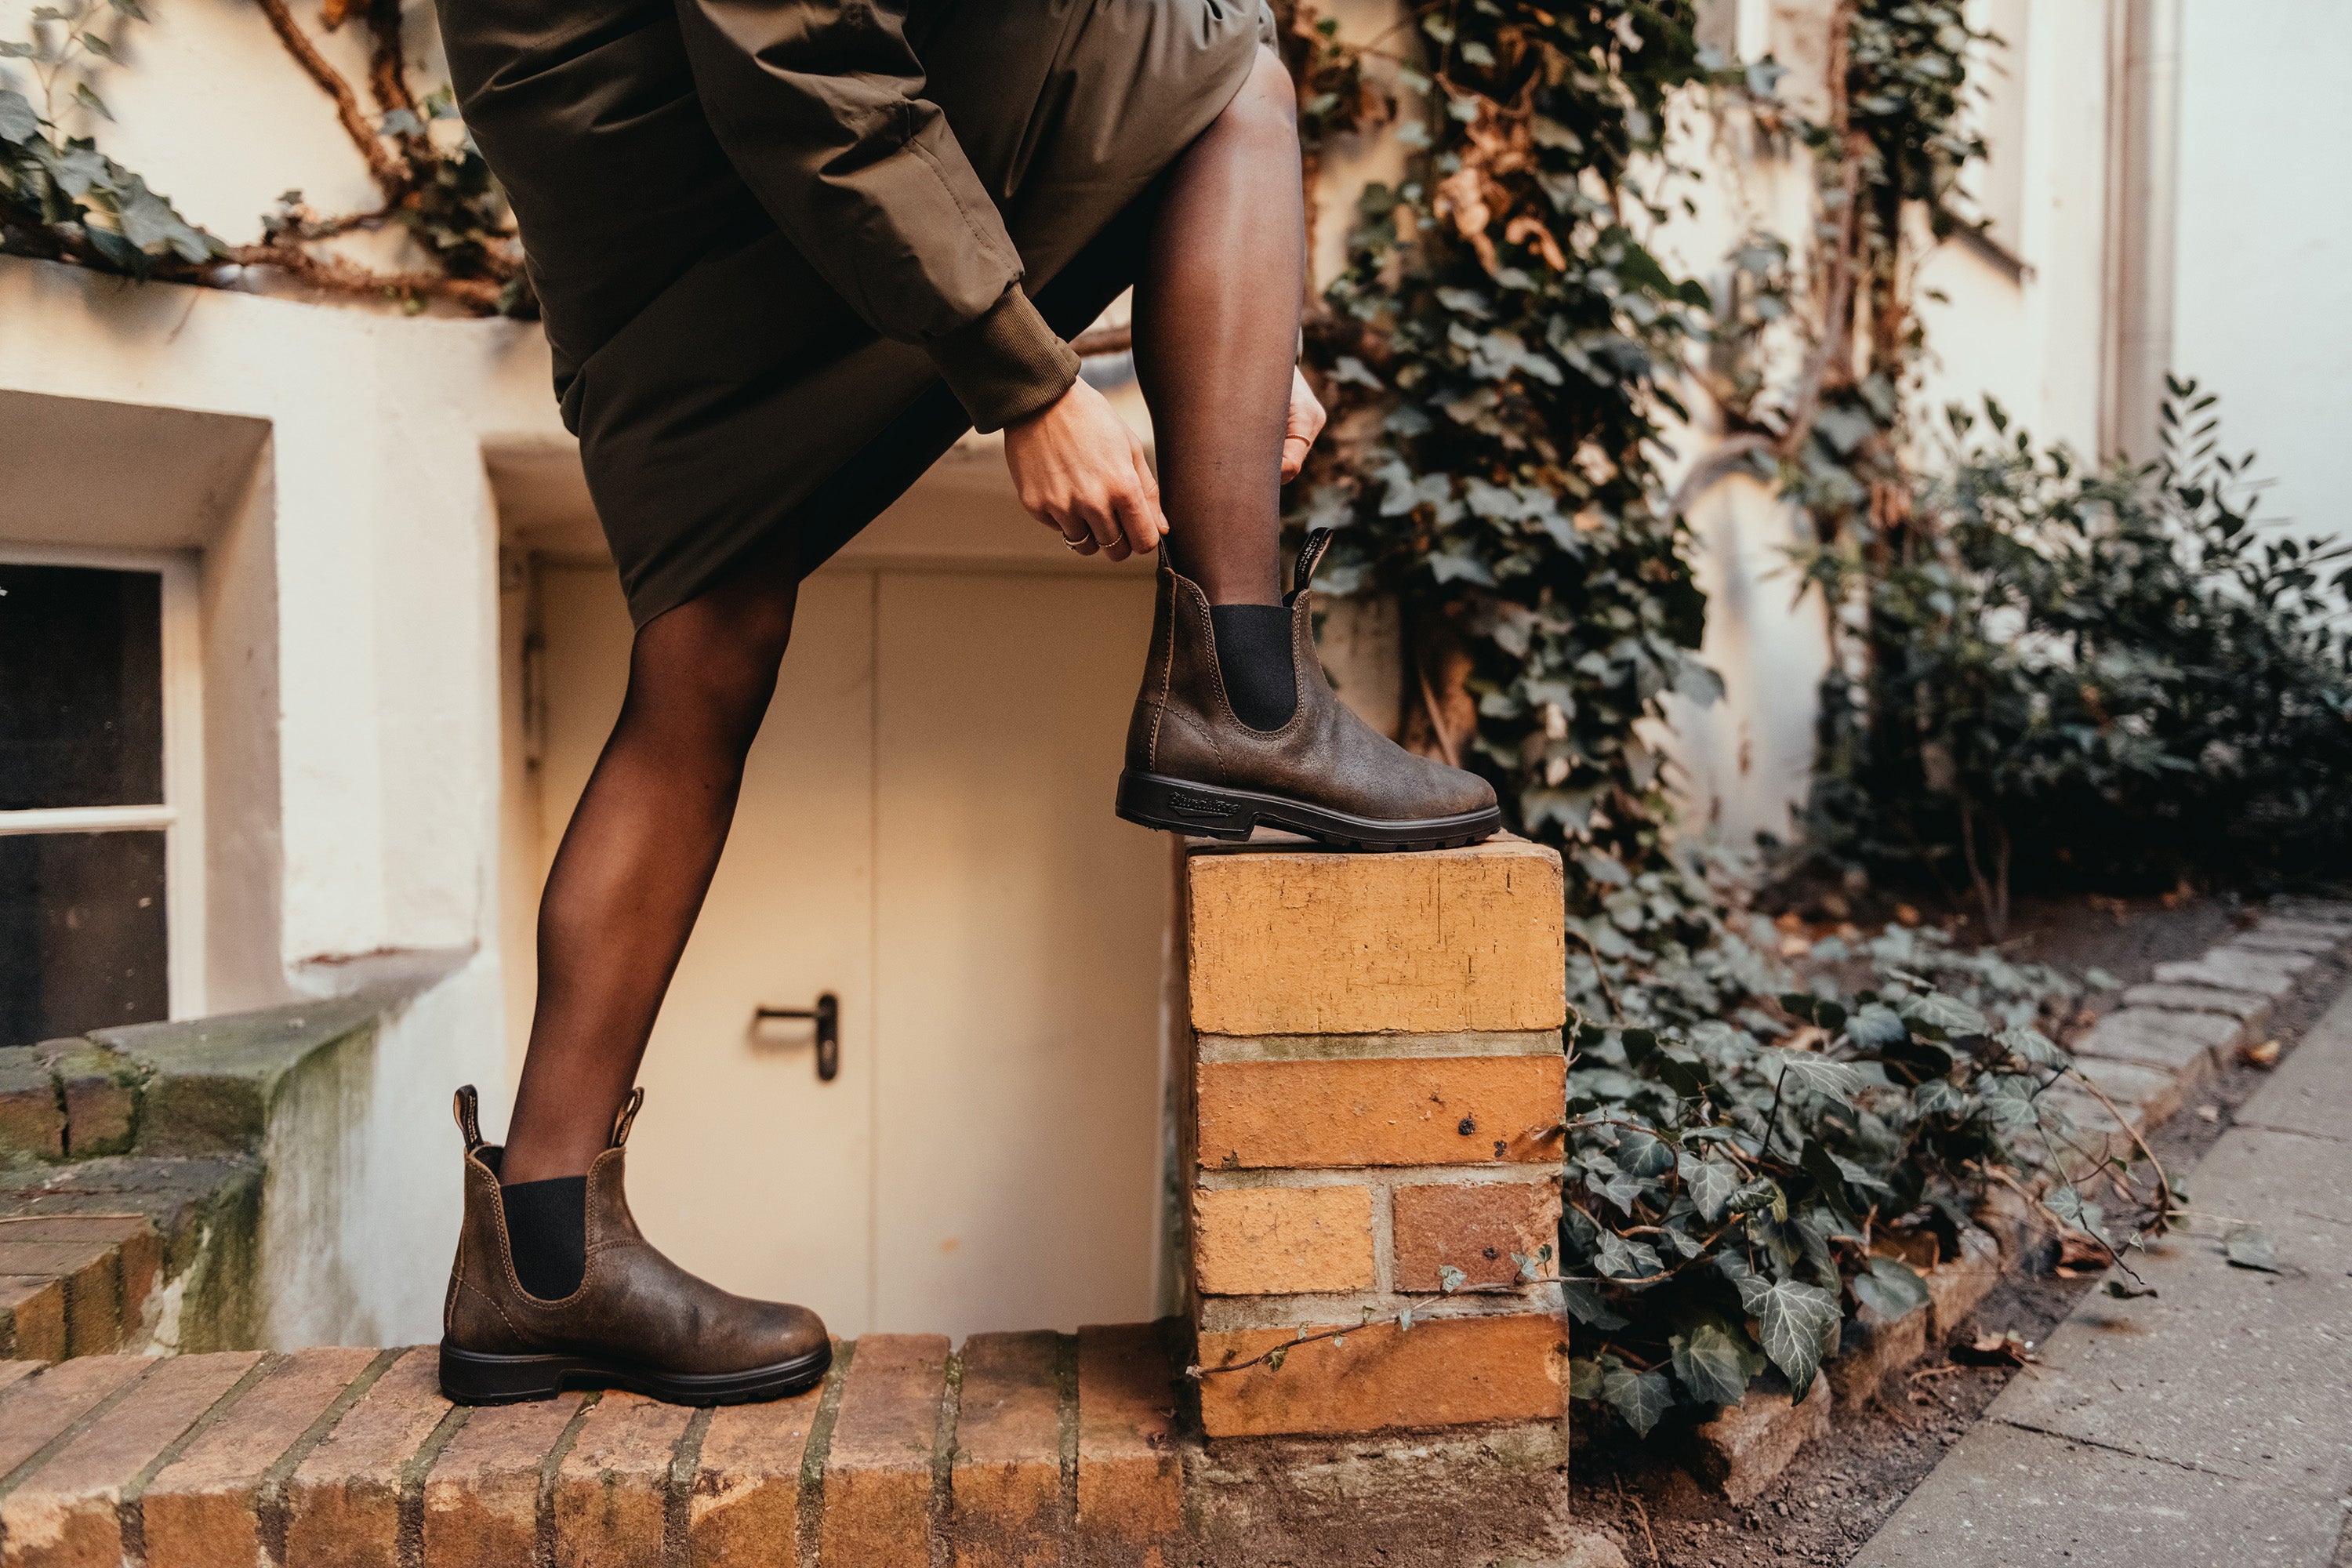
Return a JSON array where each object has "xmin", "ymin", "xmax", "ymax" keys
[{"xmin": 753, "ymin": 993, "xmax": 839, "ymax": 1082}]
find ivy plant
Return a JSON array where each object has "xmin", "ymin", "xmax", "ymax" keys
[{"xmin": 1284, "ymin": 1, "xmax": 1728, "ymax": 945}]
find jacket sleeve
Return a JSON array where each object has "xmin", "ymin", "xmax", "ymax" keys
[{"xmin": 671, "ymin": 0, "xmax": 1080, "ymax": 431}]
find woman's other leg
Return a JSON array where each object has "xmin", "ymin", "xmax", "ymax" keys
[
  {"xmin": 499, "ymin": 536, "xmax": 800, "ymax": 1185},
  {"xmin": 1131, "ymin": 45, "xmax": 1305, "ymax": 608}
]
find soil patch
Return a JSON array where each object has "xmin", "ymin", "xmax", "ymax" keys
[{"xmin": 1563, "ymin": 898, "xmax": 2346, "ymax": 1567}]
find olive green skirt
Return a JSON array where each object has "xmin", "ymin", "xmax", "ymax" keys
[{"xmin": 445, "ymin": 0, "xmax": 1271, "ymax": 626}]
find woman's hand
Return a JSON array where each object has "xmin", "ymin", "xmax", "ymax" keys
[
  {"xmin": 1003, "ymin": 379, "xmax": 1166, "ymax": 561},
  {"xmin": 1281, "ymin": 365, "xmax": 1327, "ymax": 484}
]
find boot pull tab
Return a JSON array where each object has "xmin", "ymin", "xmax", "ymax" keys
[
  {"xmin": 608, "ymin": 1087, "xmax": 645, "ymax": 1149},
  {"xmin": 452, "ymin": 1085, "xmax": 484, "ymax": 1153},
  {"xmin": 1287, "ymin": 528, "xmax": 1334, "ymax": 607}
]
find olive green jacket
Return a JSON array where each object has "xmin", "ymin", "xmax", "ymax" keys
[{"xmin": 674, "ymin": 0, "xmax": 1079, "ymax": 430}]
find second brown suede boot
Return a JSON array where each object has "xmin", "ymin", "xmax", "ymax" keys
[
  {"xmin": 1118, "ymin": 528, "xmax": 1503, "ymax": 850},
  {"xmin": 438, "ymin": 1086, "xmax": 831, "ymax": 1405}
]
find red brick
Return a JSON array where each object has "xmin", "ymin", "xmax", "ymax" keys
[
  {"xmin": 1196, "ymin": 1056, "xmax": 1566, "ymax": 1170},
  {"xmin": 0, "ymin": 1242, "xmax": 121, "ymax": 1359},
  {"xmin": 420, "ymin": 1389, "xmax": 582, "ymax": 1568},
  {"xmin": 0, "ymin": 1356, "xmax": 151, "ymax": 1479},
  {"xmin": 0, "ymin": 1221, "xmax": 154, "ymax": 1353},
  {"xmin": 552, "ymin": 1391, "xmax": 691, "ymax": 1568},
  {"xmin": 1192, "ymin": 1187, "xmax": 1374, "ymax": 1296},
  {"xmin": 0, "ymin": 1279, "xmax": 66, "ymax": 1364},
  {"xmin": 142, "ymin": 1347, "xmax": 379, "ymax": 1568},
  {"xmin": 688, "ymin": 1374, "xmax": 826, "ymax": 1568},
  {"xmin": 282, "ymin": 1347, "xmax": 451, "ymax": 1568},
  {"xmin": 0, "ymin": 1350, "xmax": 258, "ymax": 1568},
  {"xmin": 821, "ymin": 1334, "xmax": 947, "ymax": 1568},
  {"xmin": 1073, "ymin": 1323, "xmax": 1181, "ymax": 1555},
  {"xmin": 1391, "ymin": 1181, "xmax": 1563, "ymax": 1291},
  {"xmin": 1196, "ymin": 1313, "xmax": 1565, "ymax": 1438},
  {"xmin": 0, "ymin": 1078, "xmax": 63, "ymax": 1161},
  {"xmin": 56, "ymin": 1070, "xmax": 135, "ymax": 1159},
  {"xmin": 952, "ymin": 1331, "xmax": 1062, "ymax": 1568}
]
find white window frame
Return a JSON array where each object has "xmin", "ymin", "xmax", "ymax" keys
[{"xmin": 0, "ymin": 543, "xmax": 206, "ymax": 1020}]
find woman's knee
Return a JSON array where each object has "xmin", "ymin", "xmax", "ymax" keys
[{"xmin": 1218, "ymin": 46, "xmax": 1300, "ymax": 146}]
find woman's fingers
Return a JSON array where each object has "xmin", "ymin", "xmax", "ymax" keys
[
  {"xmin": 1112, "ymin": 487, "xmax": 1159, "ymax": 559},
  {"xmin": 1280, "ymin": 366, "xmax": 1327, "ymax": 483},
  {"xmin": 1127, "ymin": 434, "xmax": 1167, "ymax": 551}
]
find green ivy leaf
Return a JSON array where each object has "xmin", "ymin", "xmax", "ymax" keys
[
  {"xmin": 1900, "ymin": 991, "xmax": 1989, "ymax": 1039},
  {"xmin": 1997, "ymin": 1024, "xmax": 2070, "ymax": 1068},
  {"xmin": 1679, "ymin": 1150, "xmax": 1740, "ymax": 1223},
  {"xmin": 1594, "ymin": 1230, "xmax": 1664, "ymax": 1280},
  {"xmin": 1669, "ymin": 1321, "xmax": 1755, "ymax": 1407},
  {"xmin": 1567, "ymin": 1356, "xmax": 1604, "ymax": 1400},
  {"xmin": 1599, "ymin": 1360, "xmax": 1675, "ymax": 1436},
  {"xmin": 1726, "ymin": 1269, "xmax": 1842, "ymax": 1397},
  {"xmin": 1844, "ymin": 1003, "xmax": 1909, "ymax": 1048},
  {"xmin": 1561, "ymin": 1279, "xmax": 1629, "ymax": 1330},
  {"xmin": 1851, "ymin": 1256, "xmax": 1930, "ymax": 1322},
  {"xmin": 0, "ymin": 89, "xmax": 37, "ymax": 143},
  {"xmin": 1769, "ymin": 1048, "xmax": 1864, "ymax": 1107}
]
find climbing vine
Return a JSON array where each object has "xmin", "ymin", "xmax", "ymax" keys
[
  {"xmin": 1261, "ymin": 0, "xmax": 2186, "ymax": 1436},
  {"xmin": 1282, "ymin": 1, "xmax": 1726, "ymax": 968},
  {"xmin": 0, "ymin": 0, "xmax": 524, "ymax": 311}
]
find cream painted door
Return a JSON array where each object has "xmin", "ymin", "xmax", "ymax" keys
[
  {"xmin": 530, "ymin": 560, "xmax": 1165, "ymax": 1339},
  {"xmin": 873, "ymin": 572, "xmax": 1167, "ymax": 1334}
]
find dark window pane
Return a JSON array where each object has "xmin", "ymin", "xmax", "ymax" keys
[
  {"xmin": 0, "ymin": 831, "xmax": 168, "ymax": 1047},
  {"xmin": 0, "ymin": 564, "xmax": 165, "ymax": 811}
]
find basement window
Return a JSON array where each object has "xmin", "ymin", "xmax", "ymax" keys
[{"xmin": 0, "ymin": 552, "xmax": 202, "ymax": 1047}]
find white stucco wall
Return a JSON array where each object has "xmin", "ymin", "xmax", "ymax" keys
[{"xmin": 2170, "ymin": 2, "xmax": 2352, "ymax": 539}]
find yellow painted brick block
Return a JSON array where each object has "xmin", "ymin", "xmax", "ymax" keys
[{"xmin": 1185, "ymin": 839, "xmax": 1565, "ymax": 1036}]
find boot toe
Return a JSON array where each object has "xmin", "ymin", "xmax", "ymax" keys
[{"xmin": 752, "ymin": 1299, "xmax": 830, "ymax": 1367}]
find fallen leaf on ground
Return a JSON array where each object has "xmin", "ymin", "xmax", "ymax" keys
[
  {"xmin": 2103, "ymin": 1279, "xmax": 2158, "ymax": 1300},
  {"xmin": 2241, "ymin": 1038, "xmax": 2282, "ymax": 1068},
  {"xmin": 2056, "ymin": 1230, "xmax": 2110, "ymax": 1269},
  {"xmin": 1954, "ymin": 1330, "xmax": 2038, "ymax": 1367},
  {"xmin": 2223, "ymin": 1223, "xmax": 2280, "ymax": 1272}
]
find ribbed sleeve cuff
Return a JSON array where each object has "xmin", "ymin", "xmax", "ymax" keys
[{"xmin": 927, "ymin": 285, "xmax": 1080, "ymax": 434}]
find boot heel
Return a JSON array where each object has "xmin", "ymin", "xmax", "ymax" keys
[
  {"xmin": 438, "ymin": 1343, "xmax": 580, "ymax": 1405},
  {"xmin": 1116, "ymin": 771, "xmax": 1257, "ymax": 840}
]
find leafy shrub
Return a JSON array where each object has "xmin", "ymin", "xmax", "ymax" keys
[
  {"xmin": 1561, "ymin": 923, "xmax": 2110, "ymax": 1434},
  {"xmin": 1805, "ymin": 386, "xmax": 2352, "ymax": 929}
]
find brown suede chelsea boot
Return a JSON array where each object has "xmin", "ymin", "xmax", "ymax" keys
[
  {"xmin": 1117, "ymin": 528, "xmax": 1503, "ymax": 851},
  {"xmin": 439, "ymin": 1085, "xmax": 831, "ymax": 1406}
]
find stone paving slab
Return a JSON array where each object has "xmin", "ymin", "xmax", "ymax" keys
[
  {"xmin": 1853, "ymin": 1421, "xmax": 2346, "ymax": 1567},
  {"xmin": 1990, "ymin": 1127, "xmax": 2352, "ymax": 1493},
  {"xmin": 2236, "ymin": 989, "xmax": 2352, "ymax": 1145},
  {"xmin": 1859, "ymin": 974, "xmax": 2352, "ymax": 1566}
]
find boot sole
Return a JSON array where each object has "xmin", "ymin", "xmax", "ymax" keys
[
  {"xmin": 438, "ymin": 1340, "xmax": 833, "ymax": 1406},
  {"xmin": 1116, "ymin": 770, "xmax": 1502, "ymax": 851}
]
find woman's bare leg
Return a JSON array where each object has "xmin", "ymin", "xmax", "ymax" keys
[
  {"xmin": 499, "ymin": 537, "xmax": 800, "ymax": 1185},
  {"xmin": 1131, "ymin": 46, "xmax": 1305, "ymax": 608}
]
